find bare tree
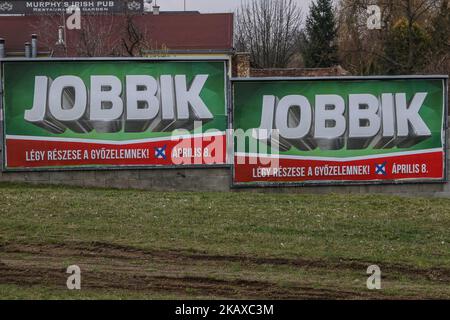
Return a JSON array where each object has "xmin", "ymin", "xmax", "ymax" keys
[
  {"xmin": 75, "ymin": 14, "xmax": 122, "ymax": 57},
  {"xmin": 338, "ymin": 0, "xmax": 444, "ymax": 74},
  {"xmin": 235, "ymin": 0, "xmax": 303, "ymax": 68},
  {"xmin": 32, "ymin": 12, "xmax": 157, "ymax": 57},
  {"xmin": 122, "ymin": 15, "xmax": 143, "ymax": 56}
]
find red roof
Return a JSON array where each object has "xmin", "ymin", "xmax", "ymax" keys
[
  {"xmin": 0, "ymin": 12, "xmax": 234, "ymax": 56},
  {"xmin": 0, "ymin": 16, "xmax": 46, "ymax": 52},
  {"xmin": 140, "ymin": 13, "xmax": 234, "ymax": 51}
]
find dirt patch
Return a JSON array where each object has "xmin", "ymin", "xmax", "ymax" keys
[
  {"xmin": 0, "ymin": 262, "xmax": 370, "ymax": 299},
  {"xmin": 1, "ymin": 242, "xmax": 447, "ymax": 299},
  {"xmin": 4, "ymin": 241, "xmax": 448, "ymax": 282}
]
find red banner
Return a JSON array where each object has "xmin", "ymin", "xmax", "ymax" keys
[
  {"xmin": 5, "ymin": 134, "xmax": 227, "ymax": 168},
  {"xmin": 234, "ymin": 151, "xmax": 444, "ymax": 183}
]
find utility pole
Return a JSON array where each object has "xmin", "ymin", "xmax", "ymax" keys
[{"xmin": 184, "ymin": 0, "xmax": 186, "ymax": 11}]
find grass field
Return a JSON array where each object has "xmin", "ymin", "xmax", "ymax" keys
[{"xmin": 0, "ymin": 182, "xmax": 449, "ymax": 299}]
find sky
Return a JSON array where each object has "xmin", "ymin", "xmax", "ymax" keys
[{"xmin": 152, "ymin": 0, "xmax": 314, "ymax": 14}]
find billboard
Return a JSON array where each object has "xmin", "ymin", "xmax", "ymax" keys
[
  {"xmin": 1, "ymin": 59, "xmax": 228, "ymax": 170},
  {"xmin": 0, "ymin": 1, "xmax": 144, "ymax": 14},
  {"xmin": 232, "ymin": 77, "xmax": 448, "ymax": 186}
]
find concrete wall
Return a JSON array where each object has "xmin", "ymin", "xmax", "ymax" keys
[
  {"xmin": 0, "ymin": 166, "xmax": 231, "ymax": 192},
  {"xmin": 0, "ymin": 164, "xmax": 447, "ymax": 196},
  {"xmin": 0, "ymin": 124, "xmax": 449, "ymax": 197}
]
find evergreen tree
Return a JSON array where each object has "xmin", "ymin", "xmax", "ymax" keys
[
  {"xmin": 383, "ymin": 18, "xmax": 431, "ymax": 74},
  {"xmin": 429, "ymin": 0, "xmax": 450, "ymax": 56},
  {"xmin": 302, "ymin": 0, "xmax": 339, "ymax": 68}
]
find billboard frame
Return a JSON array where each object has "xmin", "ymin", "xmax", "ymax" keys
[
  {"xmin": 0, "ymin": 57, "xmax": 233, "ymax": 172},
  {"xmin": 230, "ymin": 75, "xmax": 449, "ymax": 188}
]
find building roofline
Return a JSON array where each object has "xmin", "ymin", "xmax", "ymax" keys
[{"xmin": 144, "ymin": 49, "xmax": 235, "ymax": 55}]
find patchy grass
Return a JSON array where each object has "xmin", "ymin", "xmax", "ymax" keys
[{"xmin": 0, "ymin": 182, "xmax": 449, "ymax": 299}]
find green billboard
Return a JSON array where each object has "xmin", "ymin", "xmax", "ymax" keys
[
  {"xmin": 1, "ymin": 59, "xmax": 228, "ymax": 170},
  {"xmin": 233, "ymin": 77, "xmax": 447, "ymax": 186}
]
